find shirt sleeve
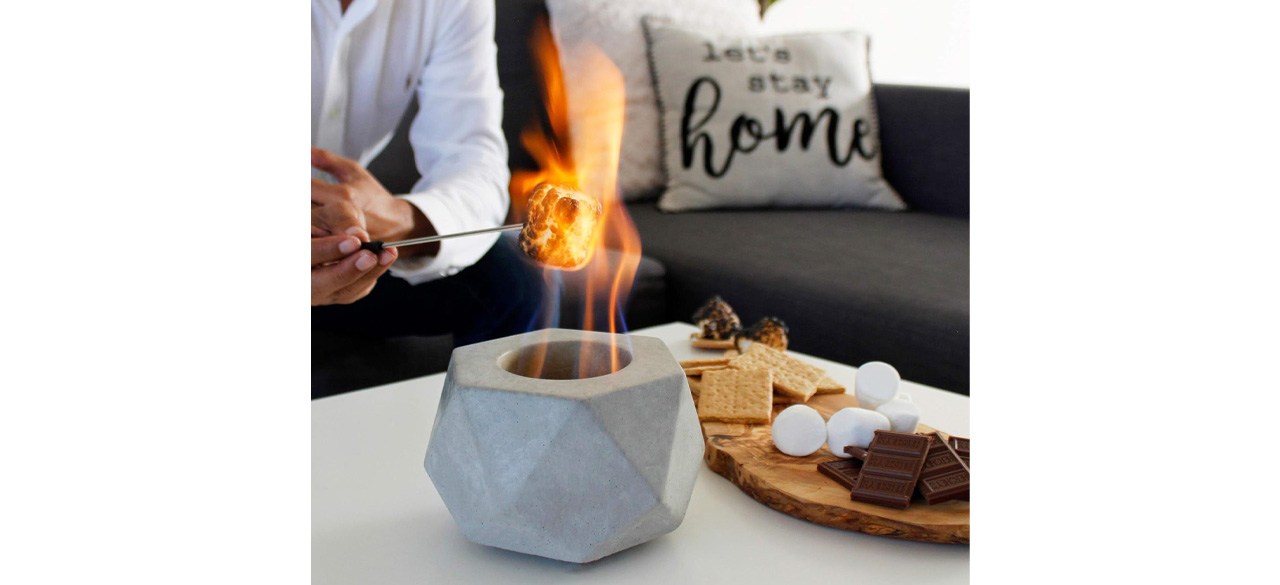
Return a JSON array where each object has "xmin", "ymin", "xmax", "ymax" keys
[{"xmin": 389, "ymin": 0, "xmax": 510, "ymax": 285}]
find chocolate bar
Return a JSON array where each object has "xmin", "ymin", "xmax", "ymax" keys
[
  {"xmin": 948, "ymin": 435, "xmax": 970, "ymax": 468},
  {"xmin": 917, "ymin": 433, "xmax": 970, "ymax": 504},
  {"xmin": 845, "ymin": 430, "xmax": 930, "ymax": 509},
  {"xmin": 947, "ymin": 435, "xmax": 970, "ymax": 501},
  {"xmin": 844, "ymin": 445, "xmax": 868, "ymax": 461},
  {"xmin": 817, "ymin": 459, "xmax": 861, "ymax": 490}
]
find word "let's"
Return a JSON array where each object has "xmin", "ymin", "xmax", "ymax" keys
[{"xmin": 702, "ymin": 41, "xmax": 833, "ymax": 99}]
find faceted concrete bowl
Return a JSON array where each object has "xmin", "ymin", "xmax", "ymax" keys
[{"xmin": 424, "ymin": 328, "xmax": 704, "ymax": 563}]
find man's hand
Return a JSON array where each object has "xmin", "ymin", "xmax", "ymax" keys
[
  {"xmin": 311, "ymin": 147, "xmax": 436, "ymax": 252},
  {"xmin": 311, "ymin": 232, "xmax": 398, "ymax": 306},
  {"xmin": 311, "ymin": 185, "xmax": 368, "ymax": 242}
]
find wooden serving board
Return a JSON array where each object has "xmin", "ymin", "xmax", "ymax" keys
[{"xmin": 699, "ymin": 391, "xmax": 970, "ymax": 544}]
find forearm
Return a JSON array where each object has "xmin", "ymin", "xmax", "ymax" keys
[{"xmin": 383, "ymin": 198, "xmax": 440, "ymax": 257}]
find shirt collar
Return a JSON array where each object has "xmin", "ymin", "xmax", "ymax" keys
[{"xmin": 314, "ymin": 0, "xmax": 377, "ymax": 28}]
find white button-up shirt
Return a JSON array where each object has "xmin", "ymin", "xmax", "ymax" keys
[{"xmin": 312, "ymin": 0, "xmax": 509, "ymax": 285}]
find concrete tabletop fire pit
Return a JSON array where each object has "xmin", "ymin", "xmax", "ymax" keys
[{"xmin": 424, "ymin": 328, "xmax": 704, "ymax": 563}]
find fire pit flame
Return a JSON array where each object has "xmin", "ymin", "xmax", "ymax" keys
[{"xmin": 513, "ymin": 17, "xmax": 641, "ymax": 379}]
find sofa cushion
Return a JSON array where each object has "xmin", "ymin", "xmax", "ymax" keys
[
  {"xmin": 627, "ymin": 203, "xmax": 969, "ymax": 394},
  {"xmin": 875, "ymin": 85, "xmax": 969, "ymax": 219},
  {"xmin": 643, "ymin": 22, "xmax": 904, "ymax": 213}
]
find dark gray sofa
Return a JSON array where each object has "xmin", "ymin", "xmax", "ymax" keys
[
  {"xmin": 625, "ymin": 83, "xmax": 970, "ymax": 395},
  {"xmin": 313, "ymin": 0, "xmax": 968, "ymax": 398}
]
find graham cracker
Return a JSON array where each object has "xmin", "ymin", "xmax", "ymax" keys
[
  {"xmin": 691, "ymin": 330, "xmax": 742, "ymax": 348},
  {"xmin": 815, "ymin": 375, "xmax": 846, "ymax": 395},
  {"xmin": 696, "ymin": 368, "xmax": 773, "ymax": 424},
  {"xmin": 728, "ymin": 343, "xmax": 824, "ymax": 402},
  {"xmin": 723, "ymin": 348, "xmax": 741, "ymax": 358},
  {"xmin": 680, "ymin": 358, "xmax": 732, "ymax": 368},
  {"xmin": 772, "ymin": 393, "xmax": 801, "ymax": 405},
  {"xmin": 691, "ymin": 337, "xmax": 737, "ymax": 350},
  {"xmin": 683, "ymin": 364, "xmax": 729, "ymax": 377},
  {"xmin": 686, "ymin": 375, "xmax": 702, "ymax": 401}
]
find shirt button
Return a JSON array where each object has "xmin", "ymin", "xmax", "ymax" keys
[{"xmin": 328, "ymin": 106, "xmax": 341, "ymax": 119}]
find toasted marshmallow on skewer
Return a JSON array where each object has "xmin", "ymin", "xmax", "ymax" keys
[{"xmin": 519, "ymin": 183, "xmax": 604, "ymax": 270}]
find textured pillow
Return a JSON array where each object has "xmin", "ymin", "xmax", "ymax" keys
[
  {"xmin": 643, "ymin": 20, "xmax": 906, "ymax": 212},
  {"xmin": 546, "ymin": 0, "xmax": 761, "ymax": 201}
]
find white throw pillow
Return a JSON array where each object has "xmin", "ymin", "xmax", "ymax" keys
[
  {"xmin": 643, "ymin": 19, "xmax": 906, "ymax": 212},
  {"xmin": 546, "ymin": 0, "xmax": 762, "ymax": 201}
]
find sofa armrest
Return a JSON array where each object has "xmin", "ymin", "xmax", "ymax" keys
[{"xmin": 875, "ymin": 84, "xmax": 970, "ymax": 219}]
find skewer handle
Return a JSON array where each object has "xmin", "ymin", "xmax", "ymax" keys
[{"xmin": 359, "ymin": 223, "xmax": 523, "ymax": 254}]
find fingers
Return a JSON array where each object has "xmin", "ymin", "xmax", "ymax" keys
[
  {"xmin": 312, "ymin": 197, "xmax": 368, "ymax": 241},
  {"xmin": 331, "ymin": 247, "xmax": 398, "ymax": 304},
  {"xmin": 311, "ymin": 234, "xmax": 361, "ymax": 267},
  {"xmin": 311, "ymin": 178, "xmax": 352, "ymax": 204},
  {"xmin": 311, "ymin": 147, "xmax": 364, "ymax": 183},
  {"xmin": 311, "ymin": 247, "xmax": 399, "ymax": 306},
  {"xmin": 311, "ymin": 179, "xmax": 370, "ymax": 239}
]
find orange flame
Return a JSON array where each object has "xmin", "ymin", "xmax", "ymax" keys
[
  {"xmin": 513, "ymin": 18, "xmax": 642, "ymax": 377},
  {"xmin": 511, "ymin": 18, "xmax": 576, "ymax": 216}
]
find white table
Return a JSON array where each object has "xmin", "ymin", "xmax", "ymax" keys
[{"xmin": 313, "ymin": 323, "xmax": 970, "ymax": 584}]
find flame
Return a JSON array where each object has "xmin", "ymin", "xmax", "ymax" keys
[
  {"xmin": 511, "ymin": 18, "xmax": 576, "ymax": 217},
  {"xmin": 513, "ymin": 17, "xmax": 642, "ymax": 377}
]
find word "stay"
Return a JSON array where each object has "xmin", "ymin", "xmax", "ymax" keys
[{"xmin": 749, "ymin": 74, "xmax": 833, "ymax": 99}]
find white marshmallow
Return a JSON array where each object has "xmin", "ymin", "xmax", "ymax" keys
[
  {"xmin": 876, "ymin": 399, "xmax": 920, "ymax": 433},
  {"xmin": 855, "ymin": 361, "xmax": 900, "ymax": 410},
  {"xmin": 771, "ymin": 405, "xmax": 828, "ymax": 457},
  {"xmin": 826, "ymin": 408, "xmax": 890, "ymax": 457}
]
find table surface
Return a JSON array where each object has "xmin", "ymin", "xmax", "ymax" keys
[{"xmin": 313, "ymin": 323, "xmax": 970, "ymax": 584}]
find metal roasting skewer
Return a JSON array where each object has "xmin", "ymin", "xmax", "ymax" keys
[{"xmin": 359, "ymin": 223, "xmax": 523, "ymax": 254}]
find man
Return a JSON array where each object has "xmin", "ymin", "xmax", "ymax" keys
[{"xmin": 311, "ymin": 0, "xmax": 544, "ymax": 346}]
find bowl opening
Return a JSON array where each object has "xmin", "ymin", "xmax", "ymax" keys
[{"xmin": 499, "ymin": 339, "xmax": 633, "ymax": 380}]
